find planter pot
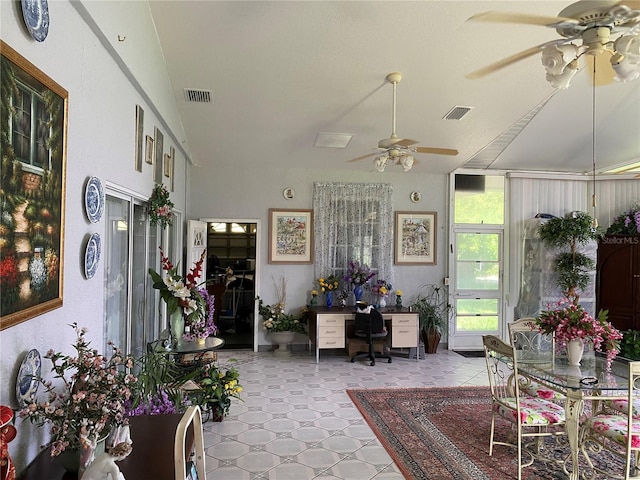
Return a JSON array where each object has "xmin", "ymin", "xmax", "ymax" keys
[
  {"xmin": 422, "ymin": 328, "xmax": 441, "ymax": 354},
  {"xmin": 270, "ymin": 331, "xmax": 296, "ymax": 356},
  {"xmin": 378, "ymin": 297, "xmax": 387, "ymax": 309}
]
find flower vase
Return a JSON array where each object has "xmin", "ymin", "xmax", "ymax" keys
[
  {"xmin": 195, "ymin": 337, "xmax": 206, "ymax": 346},
  {"xmin": 59, "ymin": 433, "xmax": 108, "ymax": 474},
  {"xmin": 353, "ymin": 285, "xmax": 364, "ymax": 302},
  {"xmin": 566, "ymin": 338, "xmax": 584, "ymax": 366},
  {"xmin": 208, "ymin": 404, "xmax": 225, "ymax": 422},
  {"xmin": 326, "ymin": 291, "xmax": 333, "ymax": 308},
  {"xmin": 170, "ymin": 310, "xmax": 184, "ymax": 347},
  {"xmin": 396, "ymin": 295, "xmax": 402, "ymax": 308},
  {"xmin": 378, "ymin": 296, "xmax": 386, "ymax": 309},
  {"xmin": 270, "ymin": 331, "xmax": 296, "ymax": 356}
]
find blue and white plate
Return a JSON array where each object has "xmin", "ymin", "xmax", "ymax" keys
[
  {"xmin": 21, "ymin": 0, "xmax": 50, "ymax": 42},
  {"xmin": 15, "ymin": 349, "xmax": 41, "ymax": 407},
  {"xmin": 84, "ymin": 176, "xmax": 104, "ymax": 223},
  {"xmin": 84, "ymin": 232, "xmax": 101, "ymax": 279}
]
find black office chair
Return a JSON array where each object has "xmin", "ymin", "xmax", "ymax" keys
[{"xmin": 350, "ymin": 305, "xmax": 392, "ymax": 366}]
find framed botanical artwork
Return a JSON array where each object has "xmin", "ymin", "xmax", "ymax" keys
[
  {"xmin": 134, "ymin": 105, "xmax": 144, "ymax": 172},
  {"xmin": 1, "ymin": 41, "xmax": 67, "ymax": 329},
  {"xmin": 145, "ymin": 135, "xmax": 154, "ymax": 164},
  {"xmin": 169, "ymin": 146, "xmax": 175, "ymax": 192},
  {"xmin": 268, "ymin": 209, "xmax": 313, "ymax": 264},
  {"xmin": 153, "ymin": 127, "xmax": 164, "ymax": 183},
  {"xmin": 394, "ymin": 211, "xmax": 437, "ymax": 265}
]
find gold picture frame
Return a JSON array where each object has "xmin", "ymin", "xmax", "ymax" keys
[
  {"xmin": 153, "ymin": 127, "xmax": 164, "ymax": 183},
  {"xmin": 134, "ymin": 105, "xmax": 144, "ymax": 172},
  {"xmin": 1, "ymin": 41, "xmax": 67, "ymax": 329},
  {"xmin": 394, "ymin": 211, "xmax": 437, "ymax": 265},
  {"xmin": 268, "ymin": 209, "xmax": 313, "ymax": 264},
  {"xmin": 145, "ymin": 135, "xmax": 154, "ymax": 164}
]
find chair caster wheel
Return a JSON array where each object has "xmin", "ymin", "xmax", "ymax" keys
[
  {"xmin": 351, "ymin": 358, "xmax": 355, "ymax": 363},
  {"xmin": 370, "ymin": 362, "xmax": 375, "ymax": 366},
  {"xmin": 388, "ymin": 358, "xmax": 392, "ymax": 363}
]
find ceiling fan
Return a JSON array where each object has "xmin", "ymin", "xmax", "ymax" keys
[
  {"xmin": 466, "ymin": 0, "xmax": 640, "ymax": 88},
  {"xmin": 348, "ymin": 72, "xmax": 458, "ymax": 172}
]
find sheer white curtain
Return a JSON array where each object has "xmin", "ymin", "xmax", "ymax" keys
[{"xmin": 313, "ymin": 182, "xmax": 394, "ymax": 286}]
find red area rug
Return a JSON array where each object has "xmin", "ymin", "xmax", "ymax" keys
[{"xmin": 347, "ymin": 386, "xmax": 616, "ymax": 480}]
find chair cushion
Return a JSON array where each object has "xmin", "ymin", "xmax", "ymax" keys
[
  {"xmin": 521, "ymin": 382, "xmax": 565, "ymax": 401},
  {"xmin": 585, "ymin": 413, "xmax": 640, "ymax": 447},
  {"xmin": 605, "ymin": 398, "xmax": 640, "ymax": 419},
  {"xmin": 495, "ymin": 396, "xmax": 565, "ymax": 425}
]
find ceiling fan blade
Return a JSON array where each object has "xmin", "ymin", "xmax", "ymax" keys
[
  {"xmin": 347, "ymin": 152, "xmax": 376, "ymax": 162},
  {"xmin": 615, "ymin": 1, "xmax": 640, "ymax": 10},
  {"xmin": 413, "ymin": 146, "xmax": 459, "ymax": 156},
  {"xmin": 468, "ymin": 11, "xmax": 579, "ymax": 28},
  {"xmin": 466, "ymin": 39, "xmax": 571, "ymax": 79},
  {"xmin": 395, "ymin": 138, "xmax": 418, "ymax": 148}
]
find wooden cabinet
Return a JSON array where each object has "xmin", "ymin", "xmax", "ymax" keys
[{"xmin": 596, "ymin": 236, "xmax": 640, "ymax": 331}]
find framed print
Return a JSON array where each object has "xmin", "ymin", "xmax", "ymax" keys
[
  {"xmin": 145, "ymin": 135, "xmax": 154, "ymax": 164},
  {"xmin": 164, "ymin": 152, "xmax": 171, "ymax": 177},
  {"xmin": 134, "ymin": 105, "xmax": 144, "ymax": 172},
  {"xmin": 169, "ymin": 146, "xmax": 175, "ymax": 192},
  {"xmin": 268, "ymin": 209, "xmax": 313, "ymax": 264},
  {"xmin": 153, "ymin": 127, "xmax": 163, "ymax": 183},
  {"xmin": 1, "ymin": 41, "xmax": 67, "ymax": 329},
  {"xmin": 394, "ymin": 211, "xmax": 437, "ymax": 265}
]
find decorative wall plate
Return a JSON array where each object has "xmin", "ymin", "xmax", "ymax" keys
[
  {"xmin": 21, "ymin": 0, "xmax": 50, "ymax": 42},
  {"xmin": 283, "ymin": 188, "xmax": 295, "ymax": 200},
  {"xmin": 84, "ymin": 176, "xmax": 105, "ymax": 223},
  {"xmin": 84, "ymin": 233, "xmax": 101, "ymax": 279},
  {"xmin": 410, "ymin": 191, "xmax": 421, "ymax": 203},
  {"xmin": 15, "ymin": 349, "xmax": 41, "ymax": 407}
]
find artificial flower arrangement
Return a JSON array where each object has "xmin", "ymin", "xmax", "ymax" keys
[
  {"xmin": 395, "ymin": 289, "xmax": 403, "ymax": 305},
  {"xmin": 149, "ymin": 247, "xmax": 215, "ymax": 341},
  {"xmin": 336, "ymin": 289, "xmax": 350, "ymax": 306},
  {"xmin": 318, "ymin": 274, "xmax": 340, "ymax": 292},
  {"xmin": 535, "ymin": 300, "xmax": 623, "ymax": 368},
  {"xmin": 371, "ymin": 279, "xmax": 392, "ymax": 298},
  {"xmin": 256, "ymin": 297, "xmax": 306, "ymax": 334},
  {"xmin": 343, "ymin": 260, "xmax": 376, "ymax": 286},
  {"xmin": 192, "ymin": 361, "xmax": 243, "ymax": 419},
  {"xmin": 147, "ymin": 183, "xmax": 174, "ymax": 228},
  {"xmin": 19, "ymin": 323, "xmax": 137, "ymax": 456},
  {"xmin": 606, "ymin": 202, "xmax": 640, "ymax": 235}
]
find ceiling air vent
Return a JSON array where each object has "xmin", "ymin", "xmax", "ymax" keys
[
  {"xmin": 184, "ymin": 88, "xmax": 213, "ymax": 103},
  {"xmin": 443, "ymin": 106, "xmax": 473, "ymax": 120}
]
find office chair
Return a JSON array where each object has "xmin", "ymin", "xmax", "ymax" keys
[{"xmin": 350, "ymin": 304, "xmax": 392, "ymax": 366}]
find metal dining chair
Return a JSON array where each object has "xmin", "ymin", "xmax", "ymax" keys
[
  {"xmin": 580, "ymin": 361, "xmax": 640, "ymax": 479},
  {"xmin": 507, "ymin": 318, "xmax": 565, "ymax": 401},
  {"xmin": 483, "ymin": 335, "xmax": 566, "ymax": 480}
]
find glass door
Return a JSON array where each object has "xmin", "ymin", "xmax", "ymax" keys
[{"xmin": 449, "ymin": 229, "xmax": 503, "ymax": 350}]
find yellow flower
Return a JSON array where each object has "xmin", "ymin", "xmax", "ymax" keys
[
  {"xmin": 396, "ymin": 290, "xmax": 403, "ymax": 296},
  {"xmin": 311, "ymin": 290, "xmax": 318, "ymax": 296}
]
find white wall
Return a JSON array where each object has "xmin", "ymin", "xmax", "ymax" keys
[
  {"xmin": 0, "ymin": 1, "xmax": 188, "ymax": 472},
  {"xmin": 188, "ymin": 163, "xmax": 449, "ymax": 347}
]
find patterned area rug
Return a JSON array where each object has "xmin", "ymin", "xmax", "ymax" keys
[{"xmin": 347, "ymin": 386, "xmax": 619, "ymax": 480}]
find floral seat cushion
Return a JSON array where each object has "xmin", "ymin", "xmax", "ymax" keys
[
  {"xmin": 605, "ymin": 398, "xmax": 640, "ymax": 418},
  {"xmin": 521, "ymin": 382, "xmax": 565, "ymax": 401},
  {"xmin": 585, "ymin": 413, "xmax": 640, "ymax": 447},
  {"xmin": 495, "ymin": 396, "xmax": 565, "ymax": 425}
]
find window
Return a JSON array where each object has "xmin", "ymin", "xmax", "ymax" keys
[{"xmin": 313, "ymin": 182, "xmax": 393, "ymax": 283}]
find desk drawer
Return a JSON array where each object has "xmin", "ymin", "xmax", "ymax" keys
[
  {"xmin": 319, "ymin": 326, "xmax": 343, "ymax": 338},
  {"xmin": 392, "ymin": 315, "xmax": 418, "ymax": 327},
  {"xmin": 392, "ymin": 326, "xmax": 417, "ymax": 347},
  {"xmin": 317, "ymin": 315, "xmax": 347, "ymax": 327},
  {"xmin": 318, "ymin": 337, "xmax": 345, "ymax": 349}
]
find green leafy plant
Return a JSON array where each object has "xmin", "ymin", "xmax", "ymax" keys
[
  {"xmin": 606, "ymin": 203, "xmax": 640, "ymax": 235},
  {"xmin": 538, "ymin": 211, "xmax": 601, "ymax": 304},
  {"xmin": 412, "ymin": 284, "xmax": 451, "ymax": 336},
  {"xmin": 256, "ymin": 296, "xmax": 306, "ymax": 334},
  {"xmin": 190, "ymin": 361, "xmax": 243, "ymax": 418},
  {"xmin": 148, "ymin": 183, "xmax": 174, "ymax": 228},
  {"xmin": 619, "ymin": 330, "xmax": 640, "ymax": 361}
]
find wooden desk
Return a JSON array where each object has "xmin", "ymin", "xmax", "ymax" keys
[
  {"xmin": 18, "ymin": 414, "xmax": 194, "ymax": 480},
  {"xmin": 308, "ymin": 307, "xmax": 419, "ymax": 363}
]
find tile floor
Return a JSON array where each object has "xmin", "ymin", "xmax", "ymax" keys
[{"xmin": 202, "ymin": 349, "xmax": 489, "ymax": 479}]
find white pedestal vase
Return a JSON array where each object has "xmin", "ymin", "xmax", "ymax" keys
[
  {"xmin": 270, "ymin": 331, "xmax": 295, "ymax": 356},
  {"xmin": 566, "ymin": 338, "xmax": 585, "ymax": 366}
]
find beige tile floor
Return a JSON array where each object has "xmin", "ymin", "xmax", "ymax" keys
[{"xmin": 203, "ymin": 348, "xmax": 489, "ymax": 479}]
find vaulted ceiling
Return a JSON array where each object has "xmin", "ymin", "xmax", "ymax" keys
[{"xmin": 148, "ymin": 1, "xmax": 640, "ymax": 176}]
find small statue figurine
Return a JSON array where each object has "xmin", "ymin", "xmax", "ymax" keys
[{"xmin": 82, "ymin": 442, "xmax": 132, "ymax": 480}]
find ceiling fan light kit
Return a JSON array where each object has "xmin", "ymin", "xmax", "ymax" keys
[{"xmin": 468, "ymin": 0, "xmax": 640, "ymax": 89}]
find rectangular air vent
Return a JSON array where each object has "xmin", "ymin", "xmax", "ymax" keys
[
  {"xmin": 184, "ymin": 88, "xmax": 213, "ymax": 103},
  {"xmin": 444, "ymin": 106, "xmax": 473, "ymax": 120}
]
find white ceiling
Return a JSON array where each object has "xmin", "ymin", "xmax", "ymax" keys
[{"xmin": 148, "ymin": 1, "xmax": 640, "ymax": 176}]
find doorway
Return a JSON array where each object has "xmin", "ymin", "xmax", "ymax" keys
[{"xmin": 204, "ymin": 220, "xmax": 257, "ymax": 350}]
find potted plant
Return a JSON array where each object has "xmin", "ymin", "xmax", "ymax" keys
[
  {"xmin": 538, "ymin": 211, "xmax": 601, "ymax": 305},
  {"xmin": 189, "ymin": 362, "xmax": 242, "ymax": 422},
  {"xmin": 411, "ymin": 284, "xmax": 451, "ymax": 354}
]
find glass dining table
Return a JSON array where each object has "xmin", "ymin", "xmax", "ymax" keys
[{"xmin": 516, "ymin": 351, "xmax": 631, "ymax": 480}]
